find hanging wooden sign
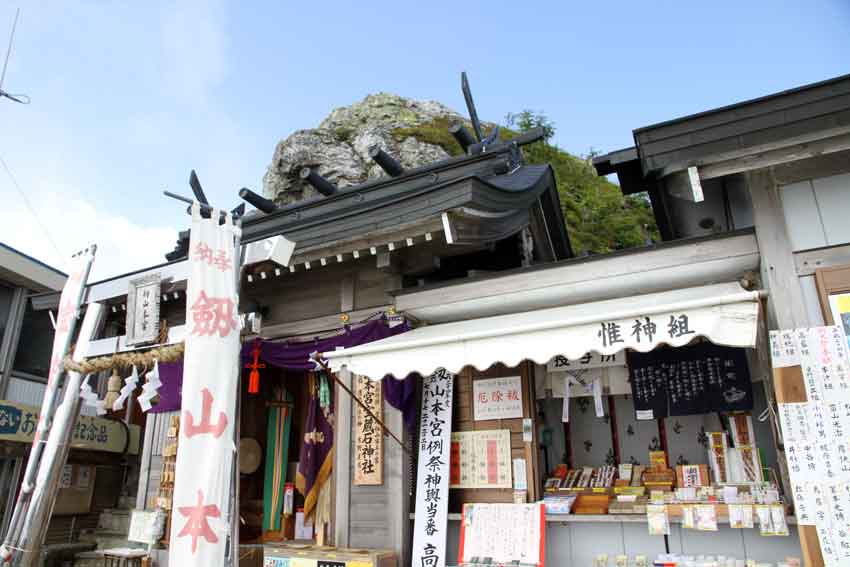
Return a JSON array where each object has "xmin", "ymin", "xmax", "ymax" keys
[
  {"xmin": 126, "ymin": 273, "xmax": 161, "ymax": 346},
  {"xmin": 354, "ymin": 376, "xmax": 383, "ymax": 486}
]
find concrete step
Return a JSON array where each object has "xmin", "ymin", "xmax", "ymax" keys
[
  {"xmin": 41, "ymin": 543, "xmax": 96, "ymax": 567},
  {"xmin": 73, "ymin": 551, "xmax": 105, "ymax": 567},
  {"xmin": 78, "ymin": 529, "xmax": 146, "ymax": 551}
]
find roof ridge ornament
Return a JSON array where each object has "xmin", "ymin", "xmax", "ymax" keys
[
  {"xmin": 461, "ymin": 71, "xmax": 483, "ymax": 142},
  {"xmin": 300, "ymin": 167, "xmax": 338, "ymax": 197}
]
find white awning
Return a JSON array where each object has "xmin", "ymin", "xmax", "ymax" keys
[{"xmin": 325, "ymin": 282, "xmax": 762, "ymax": 380}]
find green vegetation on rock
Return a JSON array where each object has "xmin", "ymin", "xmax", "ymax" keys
[
  {"xmin": 392, "ymin": 116, "xmax": 467, "ymax": 157},
  {"xmin": 392, "ymin": 111, "xmax": 659, "ymax": 254}
]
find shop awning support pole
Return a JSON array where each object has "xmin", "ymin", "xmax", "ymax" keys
[
  {"xmin": 14, "ymin": 302, "xmax": 106, "ymax": 567},
  {"xmin": 226, "ymin": 217, "xmax": 245, "ymax": 567},
  {"xmin": 312, "ymin": 355, "xmax": 410, "ymax": 456}
]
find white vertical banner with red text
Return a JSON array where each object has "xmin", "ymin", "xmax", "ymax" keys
[{"xmin": 169, "ymin": 204, "xmax": 241, "ymax": 565}]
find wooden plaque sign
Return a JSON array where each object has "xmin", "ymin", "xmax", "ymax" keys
[
  {"xmin": 354, "ymin": 376, "xmax": 383, "ymax": 485},
  {"xmin": 126, "ymin": 273, "xmax": 161, "ymax": 346}
]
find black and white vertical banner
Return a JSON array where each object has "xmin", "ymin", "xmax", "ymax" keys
[{"xmin": 412, "ymin": 368, "xmax": 454, "ymax": 567}]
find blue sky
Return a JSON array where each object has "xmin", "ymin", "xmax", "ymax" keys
[{"xmin": 0, "ymin": 0, "xmax": 848, "ymax": 279}]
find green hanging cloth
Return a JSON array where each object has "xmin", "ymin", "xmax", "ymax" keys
[
  {"xmin": 262, "ymin": 389, "xmax": 293, "ymax": 533},
  {"xmin": 319, "ymin": 371, "xmax": 331, "ymax": 411}
]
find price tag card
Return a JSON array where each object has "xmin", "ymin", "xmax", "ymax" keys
[
  {"xmin": 802, "ymin": 363, "xmax": 825, "ymax": 403},
  {"xmin": 728, "ymin": 504, "xmax": 744, "ymax": 529},
  {"xmin": 833, "ymin": 361, "xmax": 850, "ymax": 401},
  {"xmin": 827, "ymin": 483, "xmax": 850, "ymax": 527},
  {"xmin": 770, "ymin": 330, "xmax": 800, "ymax": 368},
  {"xmin": 817, "ymin": 524, "xmax": 840, "ymax": 565},
  {"xmin": 811, "ymin": 483, "xmax": 831, "ymax": 529},
  {"xmin": 791, "ymin": 482, "xmax": 814, "ymax": 525},
  {"xmin": 778, "ymin": 403, "xmax": 810, "ymax": 445},
  {"xmin": 785, "ymin": 444, "xmax": 806, "ymax": 483}
]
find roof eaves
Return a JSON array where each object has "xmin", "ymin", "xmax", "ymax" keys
[{"xmin": 633, "ymin": 73, "xmax": 850, "ymax": 135}]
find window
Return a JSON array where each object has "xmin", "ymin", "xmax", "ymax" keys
[
  {"xmin": 0, "ymin": 284, "xmax": 13, "ymax": 348},
  {"xmin": 13, "ymin": 302, "xmax": 55, "ymax": 379}
]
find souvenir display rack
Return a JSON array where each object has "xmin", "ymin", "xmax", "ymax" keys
[{"xmin": 154, "ymin": 414, "xmax": 180, "ymax": 547}]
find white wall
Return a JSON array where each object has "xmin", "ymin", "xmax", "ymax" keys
[
  {"xmin": 780, "ymin": 173, "xmax": 850, "ymax": 252},
  {"xmin": 5, "ymin": 376, "xmax": 45, "ymax": 407}
]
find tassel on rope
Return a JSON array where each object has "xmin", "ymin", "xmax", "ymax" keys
[{"xmin": 245, "ymin": 339, "xmax": 265, "ymax": 395}]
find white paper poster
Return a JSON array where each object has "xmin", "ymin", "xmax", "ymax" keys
[
  {"xmin": 592, "ymin": 376, "xmax": 604, "ymax": 418},
  {"xmin": 773, "ymin": 325, "xmax": 850, "ymax": 557},
  {"xmin": 459, "ymin": 503, "xmax": 544, "ymax": 566},
  {"xmin": 412, "ymin": 368, "xmax": 454, "ymax": 567},
  {"xmin": 473, "ymin": 376, "xmax": 522, "ymax": 421},
  {"xmin": 168, "ymin": 204, "xmax": 240, "ymax": 565},
  {"xmin": 561, "ymin": 374, "xmax": 570, "ymax": 423},
  {"xmin": 450, "ymin": 430, "xmax": 512, "ymax": 489}
]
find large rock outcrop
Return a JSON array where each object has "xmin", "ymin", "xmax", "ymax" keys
[{"xmin": 262, "ymin": 93, "xmax": 466, "ymax": 206}]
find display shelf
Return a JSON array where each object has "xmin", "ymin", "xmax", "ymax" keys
[{"xmin": 410, "ymin": 513, "xmax": 797, "ymax": 525}]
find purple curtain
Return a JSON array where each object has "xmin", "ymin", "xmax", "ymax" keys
[
  {"xmin": 239, "ymin": 319, "xmax": 409, "ymax": 371},
  {"xmin": 383, "ymin": 371, "xmax": 418, "ymax": 433},
  {"xmin": 150, "ymin": 319, "xmax": 419, "ymax": 430},
  {"xmin": 148, "ymin": 361, "xmax": 184, "ymax": 414},
  {"xmin": 295, "ymin": 373, "xmax": 334, "ymax": 518}
]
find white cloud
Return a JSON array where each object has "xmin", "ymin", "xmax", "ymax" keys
[
  {"xmin": 1, "ymin": 190, "xmax": 178, "ymax": 282},
  {"xmin": 159, "ymin": 0, "xmax": 228, "ymax": 106}
]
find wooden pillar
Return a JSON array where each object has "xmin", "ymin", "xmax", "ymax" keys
[
  {"xmin": 746, "ymin": 169, "xmax": 811, "ymax": 329},
  {"xmin": 773, "ymin": 364, "xmax": 824, "ymax": 566},
  {"xmin": 747, "ymin": 168, "xmax": 821, "ymax": 564},
  {"xmin": 333, "ymin": 368, "xmax": 352, "ymax": 548}
]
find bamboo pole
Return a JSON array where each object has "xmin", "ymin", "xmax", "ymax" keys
[
  {"xmin": 313, "ymin": 355, "xmax": 410, "ymax": 456},
  {"xmin": 227, "ymin": 219, "xmax": 244, "ymax": 567}
]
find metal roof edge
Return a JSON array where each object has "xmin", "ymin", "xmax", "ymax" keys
[{"xmin": 633, "ymin": 73, "xmax": 850, "ymax": 136}]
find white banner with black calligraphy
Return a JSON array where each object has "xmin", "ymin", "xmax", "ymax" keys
[
  {"xmin": 169, "ymin": 204, "xmax": 241, "ymax": 566},
  {"xmin": 412, "ymin": 368, "xmax": 454, "ymax": 567},
  {"xmin": 773, "ymin": 325, "xmax": 850, "ymax": 561}
]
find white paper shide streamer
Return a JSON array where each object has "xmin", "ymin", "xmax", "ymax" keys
[
  {"xmin": 112, "ymin": 365, "xmax": 139, "ymax": 412},
  {"xmin": 80, "ymin": 377, "xmax": 106, "ymax": 415},
  {"xmin": 139, "ymin": 361, "xmax": 161, "ymax": 413}
]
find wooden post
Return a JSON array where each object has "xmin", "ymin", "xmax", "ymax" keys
[
  {"xmin": 773, "ymin": 366, "xmax": 823, "ymax": 566},
  {"xmin": 747, "ymin": 167, "xmax": 822, "ymax": 564},
  {"xmin": 746, "ymin": 169, "xmax": 811, "ymax": 330}
]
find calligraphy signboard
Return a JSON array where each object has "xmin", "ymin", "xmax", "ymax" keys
[
  {"xmin": 168, "ymin": 204, "xmax": 240, "ymax": 565},
  {"xmin": 126, "ymin": 273, "xmax": 161, "ymax": 346},
  {"xmin": 449, "ymin": 430, "xmax": 512, "ymax": 489},
  {"xmin": 627, "ymin": 343, "xmax": 753, "ymax": 420},
  {"xmin": 473, "ymin": 376, "xmax": 522, "ymax": 421},
  {"xmin": 546, "ymin": 351, "xmax": 623, "ymax": 372},
  {"xmin": 354, "ymin": 376, "xmax": 383, "ymax": 486},
  {"xmin": 411, "ymin": 368, "xmax": 453, "ymax": 567}
]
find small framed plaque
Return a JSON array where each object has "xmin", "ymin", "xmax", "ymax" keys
[{"xmin": 126, "ymin": 274, "xmax": 161, "ymax": 346}]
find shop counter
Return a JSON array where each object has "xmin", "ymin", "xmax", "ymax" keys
[{"xmin": 263, "ymin": 543, "xmax": 397, "ymax": 567}]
